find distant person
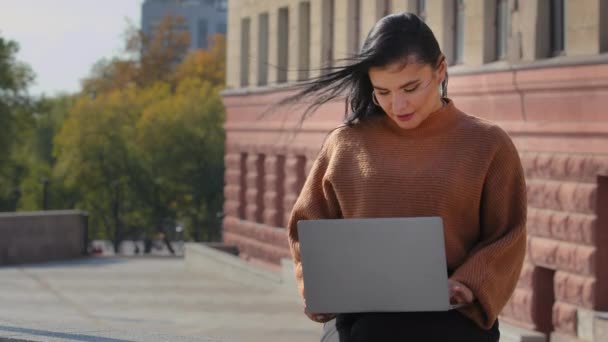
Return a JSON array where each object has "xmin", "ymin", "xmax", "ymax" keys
[{"xmin": 284, "ymin": 12, "xmax": 526, "ymax": 342}]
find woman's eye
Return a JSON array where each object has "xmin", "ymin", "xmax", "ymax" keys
[
  {"xmin": 378, "ymin": 91, "xmax": 389, "ymax": 96},
  {"xmin": 404, "ymin": 86, "xmax": 419, "ymax": 93}
]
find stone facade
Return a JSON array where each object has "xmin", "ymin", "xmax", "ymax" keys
[{"xmin": 222, "ymin": 0, "xmax": 608, "ymax": 340}]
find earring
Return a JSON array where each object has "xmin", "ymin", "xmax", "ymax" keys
[
  {"xmin": 438, "ymin": 84, "xmax": 444, "ymax": 98},
  {"xmin": 372, "ymin": 91, "xmax": 380, "ymax": 106}
]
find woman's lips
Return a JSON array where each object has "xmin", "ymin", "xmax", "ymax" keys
[{"xmin": 396, "ymin": 112, "xmax": 415, "ymax": 122}]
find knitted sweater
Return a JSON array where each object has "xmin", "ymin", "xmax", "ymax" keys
[{"xmin": 286, "ymin": 99, "xmax": 527, "ymax": 330}]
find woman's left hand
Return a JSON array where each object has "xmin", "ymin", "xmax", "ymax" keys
[
  {"xmin": 304, "ymin": 307, "xmax": 336, "ymax": 322},
  {"xmin": 448, "ymin": 279, "xmax": 475, "ymax": 305}
]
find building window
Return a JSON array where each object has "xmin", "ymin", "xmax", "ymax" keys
[
  {"xmin": 258, "ymin": 13, "xmax": 269, "ymax": 86},
  {"xmin": 197, "ymin": 19, "xmax": 208, "ymax": 49},
  {"xmin": 453, "ymin": 0, "xmax": 465, "ymax": 64},
  {"xmin": 277, "ymin": 7, "xmax": 289, "ymax": 83},
  {"xmin": 298, "ymin": 2, "xmax": 311, "ymax": 80},
  {"xmin": 416, "ymin": 0, "xmax": 427, "ymax": 21},
  {"xmin": 348, "ymin": 0, "xmax": 361, "ymax": 54},
  {"xmin": 549, "ymin": 0, "xmax": 565, "ymax": 56},
  {"xmin": 495, "ymin": 0, "xmax": 509, "ymax": 60},
  {"xmin": 240, "ymin": 17, "xmax": 250, "ymax": 87},
  {"xmin": 321, "ymin": 0, "xmax": 335, "ymax": 71},
  {"xmin": 216, "ymin": 22, "xmax": 227, "ymax": 35},
  {"xmin": 215, "ymin": 0, "xmax": 227, "ymax": 11}
]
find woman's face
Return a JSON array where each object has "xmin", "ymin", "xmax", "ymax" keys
[{"xmin": 368, "ymin": 57, "xmax": 446, "ymax": 130}]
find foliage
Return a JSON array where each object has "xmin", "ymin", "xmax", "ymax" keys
[
  {"xmin": 0, "ymin": 36, "xmax": 35, "ymax": 211},
  {"xmin": 3, "ymin": 16, "xmax": 227, "ymax": 251}
]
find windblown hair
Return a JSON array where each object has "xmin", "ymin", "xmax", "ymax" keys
[{"xmin": 277, "ymin": 12, "xmax": 447, "ymax": 126}]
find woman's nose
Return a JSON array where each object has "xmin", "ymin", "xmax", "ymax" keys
[{"xmin": 392, "ymin": 93, "xmax": 409, "ymax": 113}]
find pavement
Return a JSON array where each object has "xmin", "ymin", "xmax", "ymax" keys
[{"xmin": 0, "ymin": 255, "xmax": 321, "ymax": 342}]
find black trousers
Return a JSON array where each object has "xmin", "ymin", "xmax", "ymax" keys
[{"xmin": 322, "ymin": 311, "xmax": 500, "ymax": 342}]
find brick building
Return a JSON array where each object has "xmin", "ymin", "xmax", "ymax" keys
[{"xmin": 220, "ymin": 0, "xmax": 608, "ymax": 340}]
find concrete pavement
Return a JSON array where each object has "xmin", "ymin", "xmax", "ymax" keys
[{"xmin": 0, "ymin": 253, "xmax": 321, "ymax": 342}]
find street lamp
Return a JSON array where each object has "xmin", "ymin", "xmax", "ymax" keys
[
  {"xmin": 12, "ymin": 186, "xmax": 21, "ymax": 211},
  {"xmin": 40, "ymin": 178, "xmax": 49, "ymax": 210}
]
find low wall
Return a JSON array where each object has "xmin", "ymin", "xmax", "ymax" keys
[{"xmin": 0, "ymin": 210, "xmax": 88, "ymax": 265}]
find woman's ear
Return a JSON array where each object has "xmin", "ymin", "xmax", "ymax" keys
[{"xmin": 436, "ymin": 54, "xmax": 447, "ymax": 83}]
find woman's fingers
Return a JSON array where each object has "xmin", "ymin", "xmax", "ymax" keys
[
  {"xmin": 448, "ymin": 280, "xmax": 474, "ymax": 304},
  {"xmin": 450, "ymin": 289, "xmax": 468, "ymax": 304},
  {"xmin": 304, "ymin": 308, "xmax": 336, "ymax": 322}
]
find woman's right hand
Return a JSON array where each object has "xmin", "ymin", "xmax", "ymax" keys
[{"xmin": 304, "ymin": 307, "xmax": 336, "ymax": 322}]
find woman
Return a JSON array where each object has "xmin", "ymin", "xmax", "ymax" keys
[{"xmin": 285, "ymin": 13, "xmax": 526, "ymax": 342}]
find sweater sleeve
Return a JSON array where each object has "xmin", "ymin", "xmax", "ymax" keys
[
  {"xmin": 286, "ymin": 134, "xmax": 342, "ymax": 316},
  {"xmin": 450, "ymin": 129, "xmax": 527, "ymax": 329}
]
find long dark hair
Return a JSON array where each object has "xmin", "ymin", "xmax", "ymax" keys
[{"xmin": 278, "ymin": 12, "xmax": 447, "ymax": 126}]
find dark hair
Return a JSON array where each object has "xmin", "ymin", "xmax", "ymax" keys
[{"xmin": 278, "ymin": 12, "xmax": 447, "ymax": 126}]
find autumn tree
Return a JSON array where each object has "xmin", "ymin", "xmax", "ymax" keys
[
  {"xmin": 51, "ymin": 15, "xmax": 226, "ymax": 250},
  {"xmin": 134, "ymin": 78, "xmax": 225, "ymax": 241},
  {"xmin": 173, "ymin": 34, "xmax": 225, "ymax": 87}
]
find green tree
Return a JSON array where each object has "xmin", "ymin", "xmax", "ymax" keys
[
  {"xmin": 16, "ymin": 95, "xmax": 79, "ymax": 211},
  {"xmin": 0, "ymin": 35, "xmax": 35, "ymax": 211},
  {"xmin": 134, "ymin": 78, "xmax": 225, "ymax": 241},
  {"xmin": 52, "ymin": 20, "xmax": 227, "ymax": 250},
  {"xmin": 53, "ymin": 88, "xmax": 152, "ymax": 249}
]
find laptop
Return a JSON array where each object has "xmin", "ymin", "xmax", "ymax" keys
[{"xmin": 297, "ymin": 217, "xmax": 461, "ymax": 314}]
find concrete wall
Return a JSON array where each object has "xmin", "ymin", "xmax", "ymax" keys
[{"xmin": 0, "ymin": 210, "xmax": 88, "ymax": 265}]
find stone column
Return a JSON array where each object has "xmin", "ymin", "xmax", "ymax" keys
[
  {"xmin": 222, "ymin": 152, "xmax": 241, "ymax": 219},
  {"xmin": 360, "ymin": 0, "xmax": 381, "ymax": 42},
  {"xmin": 565, "ymin": 0, "xmax": 608, "ymax": 56},
  {"xmin": 462, "ymin": 0, "xmax": 497, "ymax": 65},
  {"xmin": 226, "ymin": 0, "xmax": 241, "ymax": 88},
  {"xmin": 392, "ymin": 0, "xmax": 418, "ymax": 13},
  {"xmin": 245, "ymin": 153, "xmax": 259, "ymax": 222},
  {"xmin": 283, "ymin": 154, "xmax": 306, "ymax": 227},
  {"xmin": 263, "ymin": 155, "xmax": 286, "ymax": 227},
  {"xmin": 425, "ymin": 0, "xmax": 455, "ymax": 64},
  {"xmin": 309, "ymin": 0, "xmax": 325, "ymax": 78}
]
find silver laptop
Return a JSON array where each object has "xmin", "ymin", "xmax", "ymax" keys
[{"xmin": 297, "ymin": 217, "xmax": 461, "ymax": 314}]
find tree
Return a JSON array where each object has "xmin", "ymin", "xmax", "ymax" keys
[
  {"xmin": 81, "ymin": 15, "xmax": 191, "ymax": 96},
  {"xmin": 51, "ymin": 18, "xmax": 227, "ymax": 250},
  {"xmin": 126, "ymin": 15, "xmax": 191, "ymax": 88},
  {"xmin": 53, "ymin": 88, "xmax": 153, "ymax": 250},
  {"xmin": 134, "ymin": 78, "xmax": 225, "ymax": 241},
  {"xmin": 0, "ymin": 35, "xmax": 35, "ymax": 211},
  {"xmin": 173, "ymin": 34, "xmax": 226, "ymax": 87},
  {"xmin": 16, "ymin": 95, "xmax": 79, "ymax": 211}
]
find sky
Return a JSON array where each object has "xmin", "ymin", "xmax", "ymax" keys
[{"xmin": 0, "ymin": 0, "xmax": 143, "ymax": 96}]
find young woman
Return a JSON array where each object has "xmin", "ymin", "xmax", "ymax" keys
[{"xmin": 285, "ymin": 13, "xmax": 526, "ymax": 342}]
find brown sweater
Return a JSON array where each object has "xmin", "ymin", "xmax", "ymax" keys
[{"xmin": 286, "ymin": 99, "xmax": 527, "ymax": 330}]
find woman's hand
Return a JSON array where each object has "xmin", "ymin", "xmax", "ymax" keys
[
  {"xmin": 448, "ymin": 279, "xmax": 475, "ymax": 305},
  {"xmin": 304, "ymin": 307, "xmax": 336, "ymax": 322}
]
